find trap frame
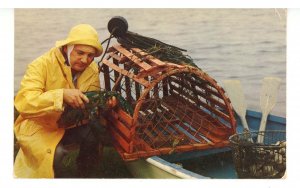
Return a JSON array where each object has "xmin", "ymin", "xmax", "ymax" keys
[{"xmin": 100, "ymin": 44, "xmax": 237, "ymax": 161}]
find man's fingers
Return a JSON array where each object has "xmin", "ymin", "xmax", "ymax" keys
[
  {"xmin": 81, "ymin": 93, "xmax": 89, "ymax": 103},
  {"xmin": 70, "ymin": 99, "xmax": 80, "ymax": 109},
  {"xmin": 63, "ymin": 89, "xmax": 89, "ymax": 109},
  {"xmin": 76, "ymin": 95, "xmax": 86, "ymax": 109}
]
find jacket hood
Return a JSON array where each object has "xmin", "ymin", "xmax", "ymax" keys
[{"xmin": 55, "ymin": 24, "xmax": 103, "ymax": 57}]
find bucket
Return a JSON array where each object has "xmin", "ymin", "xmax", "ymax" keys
[{"xmin": 229, "ymin": 130, "xmax": 286, "ymax": 178}]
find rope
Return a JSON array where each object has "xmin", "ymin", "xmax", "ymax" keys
[{"xmin": 97, "ymin": 27, "xmax": 117, "ymax": 71}]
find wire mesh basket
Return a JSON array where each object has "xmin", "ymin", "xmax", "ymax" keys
[{"xmin": 229, "ymin": 130, "xmax": 286, "ymax": 178}]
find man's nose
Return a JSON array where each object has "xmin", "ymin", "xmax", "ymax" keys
[{"xmin": 81, "ymin": 55, "xmax": 88, "ymax": 64}]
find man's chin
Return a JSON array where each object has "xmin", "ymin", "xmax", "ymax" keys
[{"xmin": 73, "ymin": 67, "xmax": 86, "ymax": 72}]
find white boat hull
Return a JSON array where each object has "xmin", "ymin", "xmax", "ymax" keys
[{"xmin": 126, "ymin": 156, "xmax": 208, "ymax": 179}]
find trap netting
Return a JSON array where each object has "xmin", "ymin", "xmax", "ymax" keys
[{"xmin": 100, "ymin": 45, "xmax": 236, "ymax": 161}]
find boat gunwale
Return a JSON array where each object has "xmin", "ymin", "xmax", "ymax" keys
[{"xmin": 145, "ymin": 156, "xmax": 209, "ymax": 179}]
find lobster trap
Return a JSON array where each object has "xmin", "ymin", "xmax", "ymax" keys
[{"xmin": 100, "ymin": 44, "xmax": 237, "ymax": 161}]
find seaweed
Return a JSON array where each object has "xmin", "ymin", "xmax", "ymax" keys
[
  {"xmin": 57, "ymin": 90, "xmax": 133, "ymax": 129},
  {"xmin": 117, "ymin": 31, "xmax": 197, "ymax": 68}
]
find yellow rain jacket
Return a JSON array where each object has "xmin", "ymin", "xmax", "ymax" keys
[{"xmin": 14, "ymin": 24, "xmax": 103, "ymax": 178}]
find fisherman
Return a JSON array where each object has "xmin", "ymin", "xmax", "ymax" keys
[{"xmin": 14, "ymin": 24, "xmax": 116, "ymax": 178}]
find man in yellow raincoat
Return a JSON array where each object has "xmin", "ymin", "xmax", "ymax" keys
[{"xmin": 14, "ymin": 24, "xmax": 112, "ymax": 178}]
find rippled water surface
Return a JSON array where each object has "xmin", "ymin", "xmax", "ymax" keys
[{"xmin": 15, "ymin": 9, "xmax": 286, "ymax": 116}]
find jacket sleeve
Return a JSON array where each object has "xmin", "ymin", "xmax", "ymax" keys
[{"xmin": 14, "ymin": 60, "xmax": 64, "ymax": 119}]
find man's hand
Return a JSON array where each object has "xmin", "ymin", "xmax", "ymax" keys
[{"xmin": 63, "ymin": 89, "xmax": 89, "ymax": 109}]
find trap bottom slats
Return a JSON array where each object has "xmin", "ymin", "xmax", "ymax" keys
[
  {"xmin": 107, "ymin": 106, "xmax": 232, "ymax": 161},
  {"xmin": 162, "ymin": 96, "xmax": 232, "ymax": 140},
  {"xmin": 111, "ymin": 135, "xmax": 230, "ymax": 161}
]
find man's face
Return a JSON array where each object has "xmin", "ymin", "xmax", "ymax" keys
[{"xmin": 69, "ymin": 44, "xmax": 97, "ymax": 72}]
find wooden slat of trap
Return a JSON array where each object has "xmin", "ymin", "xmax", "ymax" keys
[
  {"xmin": 111, "ymin": 115, "xmax": 230, "ymax": 161},
  {"xmin": 162, "ymin": 99, "xmax": 221, "ymax": 143},
  {"xmin": 113, "ymin": 45, "xmax": 153, "ymax": 71},
  {"xmin": 162, "ymin": 97, "xmax": 228, "ymax": 143},
  {"xmin": 106, "ymin": 114, "xmax": 132, "ymax": 141},
  {"xmin": 134, "ymin": 68, "xmax": 141, "ymax": 100},
  {"xmin": 110, "ymin": 109, "xmax": 131, "ymax": 128},
  {"xmin": 170, "ymin": 100, "xmax": 231, "ymax": 138},
  {"xmin": 112, "ymin": 58, "xmax": 121, "ymax": 93},
  {"xmin": 142, "ymin": 128, "xmax": 159, "ymax": 147},
  {"xmin": 157, "ymin": 122, "xmax": 192, "ymax": 146},
  {"xmin": 137, "ymin": 111, "xmax": 167, "ymax": 147},
  {"xmin": 181, "ymin": 75, "xmax": 223, "ymax": 99},
  {"xmin": 157, "ymin": 121, "xmax": 191, "ymax": 147},
  {"xmin": 173, "ymin": 97, "xmax": 231, "ymax": 138},
  {"xmin": 141, "ymin": 118, "xmax": 199, "ymax": 147},
  {"xmin": 175, "ymin": 120, "xmax": 209, "ymax": 144},
  {"xmin": 102, "ymin": 64, "xmax": 111, "ymax": 91},
  {"xmin": 169, "ymin": 76, "xmax": 227, "ymax": 110},
  {"xmin": 119, "ymin": 140, "xmax": 229, "ymax": 161},
  {"xmin": 108, "ymin": 125, "xmax": 132, "ymax": 153},
  {"xmin": 164, "ymin": 94, "xmax": 230, "ymax": 131},
  {"xmin": 137, "ymin": 110, "xmax": 172, "ymax": 148},
  {"xmin": 136, "ymin": 66, "xmax": 172, "ymax": 79},
  {"xmin": 138, "ymin": 128, "xmax": 172, "ymax": 149},
  {"xmin": 102, "ymin": 59, "xmax": 149, "ymax": 86},
  {"xmin": 163, "ymin": 92, "xmax": 229, "ymax": 131},
  {"xmin": 124, "ymin": 63, "xmax": 133, "ymax": 104},
  {"xmin": 169, "ymin": 82, "xmax": 231, "ymax": 123},
  {"xmin": 109, "ymin": 52, "xmax": 122, "ymax": 62},
  {"xmin": 131, "ymin": 48, "xmax": 166, "ymax": 66},
  {"xmin": 156, "ymin": 105, "xmax": 207, "ymax": 144}
]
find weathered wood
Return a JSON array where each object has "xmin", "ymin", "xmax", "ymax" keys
[
  {"xmin": 109, "ymin": 52, "xmax": 122, "ymax": 62},
  {"xmin": 112, "ymin": 58, "xmax": 121, "ymax": 92},
  {"xmin": 131, "ymin": 47, "xmax": 166, "ymax": 66},
  {"xmin": 110, "ymin": 108, "xmax": 133, "ymax": 127},
  {"xmin": 108, "ymin": 125, "xmax": 131, "ymax": 153},
  {"xmin": 169, "ymin": 76, "xmax": 227, "ymax": 110},
  {"xmin": 133, "ymin": 68, "xmax": 141, "ymax": 100},
  {"xmin": 136, "ymin": 66, "xmax": 168, "ymax": 79},
  {"xmin": 155, "ymin": 106, "xmax": 206, "ymax": 144},
  {"xmin": 162, "ymin": 98, "xmax": 227, "ymax": 143},
  {"xmin": 124, "ymin": 63, "xmax": 133, "ymax": 104},
  {"xmin": 132, "ymin": 137, "xmax": 153, "ymax": 151},
  {"xmin": 162, "ymin": 74, "xmax": 169, "ymax": 97},
  {"xmin": 120, "ymin": 141, "xmax": 229, "ymax": 161},
  {"xmin": 112, "ymin": 74, "xmax": 123, "ymax": 92},
  {"xmin": 107, "ymin": 115, "xmax": 132, "ymax": 141},
  {"xmin": 165, "ymin": 93, "xmax": 230, "ymax": 131},
  {"xmin": 114, "ymin": 45, "xmax": 152, "ymax": 71},
  {"xmin": 169, "ymin": 82, "xmax": 231, "ymax": 123},
  {"xmin": 181, "ymin": 75, "xmax": 222, "ymax": 98},
  {"xmin": 102, "ymin": 59, "xmax": 149, "ymax": 86},
  {"xmin": 102, "ymin": 64, "xmax": 111, "ymax": 91}
]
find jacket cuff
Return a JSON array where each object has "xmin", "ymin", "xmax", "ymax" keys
[{"xmin": 53, "ymin": 89, "xmax": 64, "ymax": 111}]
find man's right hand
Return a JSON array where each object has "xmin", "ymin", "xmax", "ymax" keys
[{"xmin": 63, "ymin": 89, "xmax": 89, "ymax": 109}]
